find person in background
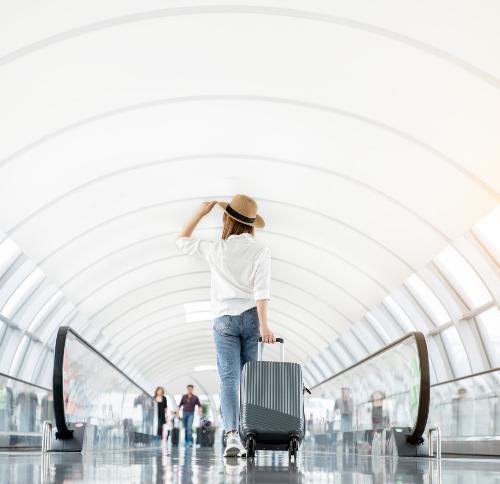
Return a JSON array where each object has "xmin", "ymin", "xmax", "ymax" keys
[
  {"xmin": 176, "ymin": 385, "xmax": 202, "ymax": 447},
  {"xmin": 452, "ymin": 387, "xmax": 471, "ymax": 437},
  {"xmin": 153, "ymin": 386, "xmax": 168, "ymax": 437},
  {"xmin": 0, "ymin": 383, "xmax": 14, "ymax": 431},
  {"xmin": 334, "ymin": 387, "xmax": 353, "ymax": 433},
  {"xmin": 371, "ymin": 390, "xmax": 387, "ymax": 429}
]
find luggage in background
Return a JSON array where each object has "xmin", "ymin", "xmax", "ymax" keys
[
  {"xmin": 239, "ymin": 337, "xmax": 306, "ymax": 460},
  {"xmin": 171, "ymin": 427, "xmax": 179, "ymax": 446},
  {"xmin": 170, "ymin": 417, "xmax": 180, "ymax": 446},
  {"xmin": 196, "ymin": 427, "xmax": 215, "ymax": 447}
]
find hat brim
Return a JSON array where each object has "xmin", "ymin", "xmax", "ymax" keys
[{"xmin": 217, "ymin": 202, "xmax": 265, "ymax": 228}]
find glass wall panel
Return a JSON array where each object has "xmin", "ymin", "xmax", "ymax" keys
[
  {"xmin": 38, "ymin": 302, "xmax": 74, "ymax": 343},
  {"xmin": 428, "ymin": 369, "xmax": 500, "ymax": 439},
  {"xmin": 9, "ymin": 335, "xmax": 29, "ymax": 377},
  {"xmin": 0, "ymin": 372, "xmax": 53, "ymax": 448},
  {"xmin": 406, "ymin": 274, "xmax": 450, "ymax": 326},
  {"xmin": 392, "ymin": 289, "xmax": 432, "ymax": 333},
  {"xmin": 367, "ymin": 310, "xmax": 398, "ymax": 342},
  {"xmin": 383, "ymin": 296, "xmax": 415, "ymax": 333},
  {"xmin": 306, "ymin": 333, "xmax": 429, "ymax": 456},
  {"xmin": 321, "ymin": 346, "xmax": 343, "ymax": 374},
  {"xmin": 316, "ymin": 350, "xmax": 339, "ymax": 376},
  {"xmin": 55, "ymin": 329, "xmax": 156, "ymax": 450},
  {"xmin": 0, "ymin": 328, "xmax": 22, "ymax": 374},
  {"xmin": 0, "ymin": 260, "xmax": 34, "ymax": 310},
  {"xmin": 18, "ymin": 342, "xmax": 44, "ymax": 383},
  {"xmin": 332, "ymin": 341, "xmax": 354, "ymax": 368},
  {"xmin": 310, "ymin": 359, "xmax": 329, "ymax": 381},
  {"xmin": 0, "ymin": 318, "xmax": 7, "ymax": 347},
  {"xmin": 33, "ymin": 350, "xmax": 54, "ymax": 389},
  {"xmin": 353, "ymin": 320, "xmax": 383, "ymax": 354},
  {"xmin": 342, "ymin": 330, "xmax": 368, "ymax": 361},
  {"xmin": 476, "ymin": 307, "xmax": 500, "ymax": 368},
  {"xmin": 1, "ymin": 269, "xmax": 44, "ymax": 319},
  {"xmin": 26, "ymin": 291, "xmax": 63, "ymax": 333},
  {"xmin": 440, "ymin": 327, "xmax": 471, "ymax": 377},
  {"xmin": 304, "ymin": 360, "xmax": 323, "ymax": 384},
  {"xmin": 365, "ymin": 312, "xmax": 391, "ymax": 345},
  {"xmin": 14, "ymin": 282, "xmax": 57, "ymax": 331},
  {"xmin": 435, "ymin": 247, "xmax": 492, "ymax": 309},
  {"xmin": 0, "ymin": 238, "xmax": 20, "ymax": 279},
  {"xmin": 473, "ymin": 206, "xmax": 500, "ymax": 263},
  {"xmin": 426, "ymin": 337, "xmax": 448, "ymax": 384}
]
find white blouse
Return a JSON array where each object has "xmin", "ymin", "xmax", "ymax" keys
[{"xmin": 176, "ymin": 233, "xmax": 271, "ymax": 318}]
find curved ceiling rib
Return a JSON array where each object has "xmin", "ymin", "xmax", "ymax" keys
[
  {"xmin": 135, "ymin": 341, "xmax": 306, "ymax": 375},
  {"xmin": 2, "ymin": 95, "xmax": 496, "ymax": 201},
  {"xmin": 1, "ymin": 5, "xmax": 498, "ymax": 89},
  {"xmin": 95, "ymin": 284, "xmax": 345, "ymax": 336},
  {"xmin": 121, "ymin": 318, "xmax": 323, "ymax": 360},
  {"xmin": 112, "ymin": 307, "xmax": 331, "ymax": 357},
  {"xmin": 30, "ymin": 195, "xmax": 416, "ymax": 272},
  {"xmin": 102, "ymin": 299, "xmax": 314, "ymax": 346},
  {"xmin": 104, "ymin": 278, "xmax": 354, "ymax": 342},
  {"xmin": 140, "ymin": 352, "xmax": 305, "ymax": 381},
  {"xmin": 59, "ymin": 228, "xmax": 390, "ymax": 293},
  {"xmin": 109, "ymin": 309, "xmax": 334, "ymax": 364},
  {"xmin": 90, "ymin": 279, "xmax": 345, "ymax": 343},
  {"xmin": 148, "ymin": 366, "xmax": 219, "ymax": 386},
  {"xmin": 76, "ymin": 256, "xmax": 368, "ymax": 317},
  {"xmin": 98, "ymin": 286, "xmax": 206, "ymax": 331},
  {"xmin": 2, "ymin": 2, "xmax": 498, "ymax": 395},
  {"xmin": 94, "ymin": 305, "xmax": 337, "ymax": 357},
  {"xmin": 274, "ymin": 258, "xmax": 368, "ymax": 309},
  {"xmin": 150, "ymin": 362, "xmax": 316, "ymax": 391},
  {"xmin": 127, "ymin": 344, "xmax": 303, "ymax": 377},
  {"xmin": 121, "ymin": 319, "xmax": 320, "ymax": 364},
  {"xmin": 6, "ymin": 153, "xmax": 450, "ymax": 242}
]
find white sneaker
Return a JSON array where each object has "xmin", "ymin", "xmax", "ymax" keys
[{"xmin": 224, "ymin": 434, "xmax": 247, "ymax": 458}]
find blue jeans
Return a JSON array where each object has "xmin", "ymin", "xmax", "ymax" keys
[
  {"xmin": 213, "ymin": 306, "xmax": 261, "ymax": 433},
  {"xmin": 182, "ymin": 411, "xmax": 194, "ymax": 444},
  {"xmin": 341, "ymin": 415, "xmax": 353, "ymax": 433}
]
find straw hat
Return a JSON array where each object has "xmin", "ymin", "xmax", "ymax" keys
[{"xmin": 217, "ymin": 194, "xmax": 265, "ymax": 228}]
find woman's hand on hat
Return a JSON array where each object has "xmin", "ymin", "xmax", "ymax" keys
[{"xmin": 197, "ymin": 201, "xmax": 217, "ymax": 217}]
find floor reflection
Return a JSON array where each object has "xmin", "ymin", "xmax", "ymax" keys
[{"xmin": 0, "ymin": 445, "xmax": 500, "ymax": 483}]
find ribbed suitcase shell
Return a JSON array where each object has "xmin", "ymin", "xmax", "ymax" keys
[{"xmin": 239, "ymin": 361, "xmax": 305, "ymax": 449}]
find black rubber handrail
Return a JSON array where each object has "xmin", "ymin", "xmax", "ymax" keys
[
  {"xmin": 311, "ymin": 331, "xmax": 430, "ymax": 445},
  {"xmin": 53, "ymin": 326, "xmax": 151, "ymax": 440},
  {"xmin": 431, "ymin": 366, "xmax": 500, "ymax": 388},
  {"xmin": 0, "ymin": 371, "xmax": 51, "ymax": 392}
]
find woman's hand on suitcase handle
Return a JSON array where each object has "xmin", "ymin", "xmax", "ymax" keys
[{"xmin": 260, "ymin": 324, "xmax": 276, "ymax": 344}]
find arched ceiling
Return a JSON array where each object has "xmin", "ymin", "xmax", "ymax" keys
[{"xmin": 1, "ymin": 0, "xmax": 499, "ymax": 393}]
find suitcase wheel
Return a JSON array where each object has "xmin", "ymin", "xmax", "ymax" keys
[{"xmin": 246, "ymin": 435, "xmax": 256, "ymax": 459}]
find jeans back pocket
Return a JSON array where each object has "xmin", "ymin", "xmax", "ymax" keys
[{"xmin": 213, "ymin": 315, "xmax": 231, "ymax": 333}]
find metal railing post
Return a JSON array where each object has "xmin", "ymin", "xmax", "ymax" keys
[
  {"xmin": 41, "ymin": 420, "xmax": 53, "ymax": 453},
  {"xmin": 428, "ymin": 426, "xmax": 441, "ymax": 459}
]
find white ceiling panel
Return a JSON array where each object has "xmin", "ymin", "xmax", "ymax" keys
[{"xmin": 1, "ymin": 0, "xmax": 499, "ymax": 393}]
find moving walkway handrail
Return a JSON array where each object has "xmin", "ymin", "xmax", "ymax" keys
[
  {"xmin": 0, "ymin": 370, "xmax": 51, "ymax": 392},
  {"xmin": 53, "ymin": 326, "xmax": 151, "ymax": 440},
  {"xmin": 431, "ymin": 366, "xmax": 500, "ymax": 388},
  {"xmin": 311, "ymin": 331, "xmax": 430, "ymax": 445}
]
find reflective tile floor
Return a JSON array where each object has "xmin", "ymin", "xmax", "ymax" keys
[{"xmin": 1, "ymin": 445, "xmax": 500, "ymax": 484}]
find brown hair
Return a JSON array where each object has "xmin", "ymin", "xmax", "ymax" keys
[
  {"xmin": 154, "ymin": 386, "xmax": 164, "ymax": 397},
  {"xmin": 222, "ymin": 212, "xmax": 255, "ymax": 240}
]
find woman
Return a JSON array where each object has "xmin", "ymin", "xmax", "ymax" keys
[
  {"xmin": 153, "ymin": 386, "xmax": 168, "ymax": 438},
  {"xmin": 176, "ymin": 194, "xmax": 275, "ymax": 458}
]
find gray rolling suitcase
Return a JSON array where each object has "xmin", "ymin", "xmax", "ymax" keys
[{"xmin": 239, "ymin": 337, "xmax": 306, "ymax": 460}]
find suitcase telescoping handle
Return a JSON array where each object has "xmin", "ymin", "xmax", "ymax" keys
[{"xmin": 257, "ymin": 337, "xmax": 285, "ymax": 362}]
